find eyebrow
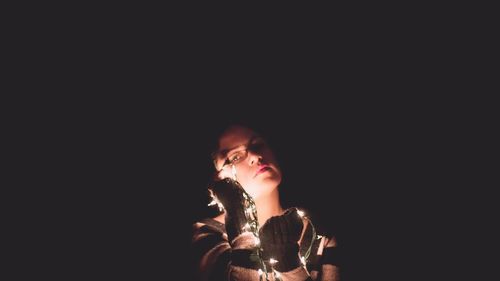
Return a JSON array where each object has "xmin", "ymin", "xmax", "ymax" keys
[{"xmin": 215, "ymin": 135, "xmax": 260, "ymax": 159}]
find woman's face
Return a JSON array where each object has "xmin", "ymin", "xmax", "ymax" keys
[{"xmin": 213, "ymin": 126, "xmax": 282, "ymax": 200}]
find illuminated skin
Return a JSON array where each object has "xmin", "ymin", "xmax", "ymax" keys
[{"xmin": 213, "ymin": 125, "xmax": 284, "ymax": 225}]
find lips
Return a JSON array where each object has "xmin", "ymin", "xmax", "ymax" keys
[{"xmin": 254, "ymin": 165, "xmax": 271, "ymax": 178}]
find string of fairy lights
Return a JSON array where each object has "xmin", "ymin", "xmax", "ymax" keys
[{"xmin": 208, "ymin": 164, "xmax": 319, "ymax": 281}]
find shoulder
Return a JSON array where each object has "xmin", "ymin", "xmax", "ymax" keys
[
  {"xmin": 296, "ymin": 208, "xmax": 339, "ymax": 267},
  {"xmin": 296, "ymin": 207, "xmax": 338, "ymax": 240}
]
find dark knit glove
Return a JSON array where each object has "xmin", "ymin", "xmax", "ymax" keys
[
  {"xmin": 209, "ymin": 178, "xmax": 250, "ymax": 243},
  {"xmin": 259, "ymin": 207, "xmax": 304, "ymax": 272}
]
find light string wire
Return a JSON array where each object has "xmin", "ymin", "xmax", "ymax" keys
[
  {"xmin": 233, "ymin": 164, "xmax": 275, "ymax": 280},
  {"xmin": 302, "ymin": 216, "xmax": 317, "ymax": 262},
  {"xmin": 209, "ymin": 164, "xmax": 319, "ymax": 280}
]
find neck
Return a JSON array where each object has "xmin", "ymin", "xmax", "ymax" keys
[{"xmin": 254, "ymin": 187, "xmax": 283, "ymax": 226}]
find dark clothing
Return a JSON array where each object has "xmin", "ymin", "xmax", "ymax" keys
[{"xmin": 191, "ymin": 216, "xmax": 339, "ymax": 281}]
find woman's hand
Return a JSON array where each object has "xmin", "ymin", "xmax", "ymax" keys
[
  {"xmin": 259, "ymin": 208, "xmax": 304, "ymax": 272},
  {"xmin": 209, "ymin": 178, "xmax": 249, "ymax": 243}
]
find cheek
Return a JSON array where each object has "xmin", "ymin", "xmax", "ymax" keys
[
  {"xmin": 234, "ymin": 168, "xmax": 256, "ymax": 191},
  {"xmin": 239, "ymin": 166, "xmax": 256, "ymax": 179}
]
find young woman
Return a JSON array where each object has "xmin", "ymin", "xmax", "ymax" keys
[{"xmin": 191, "ymin": 124, "xmax": 340, "ymax": 281}]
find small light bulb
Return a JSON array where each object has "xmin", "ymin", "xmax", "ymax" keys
[
  {"xmin": 297, "ymin": 209, "xmax": 305, "ymax": 217},
  {"xmin": 300, "ymin": 256, "xmax": 306, "ymax": 265},
  {"xmin": 269, "ymin": 258, "xmax": 278, "ymax": 265}
]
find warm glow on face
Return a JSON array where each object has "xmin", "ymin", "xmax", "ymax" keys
[{"xmin": 215, "ymin": 126, "xmax": 282, "ymax": 200}]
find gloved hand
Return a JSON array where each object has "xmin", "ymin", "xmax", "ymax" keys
[
  {"xmin": 259, "ymin": 207, "xmax": 304, "ymax": 272},
  {"xmin": 209, "ymin": 178, "xmax": 250, "ymax": 243}
]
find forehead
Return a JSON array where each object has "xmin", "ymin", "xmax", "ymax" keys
[{"xmin": 218, "ymin": 126, "xmax": 256, "ymax": 151}]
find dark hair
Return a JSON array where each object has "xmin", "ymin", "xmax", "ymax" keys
[
  {"xmin": 208, "ymin": 119, "xmax": 282, "ymax": 161},
  {"xmin": 208, "ymin": 118, "xmax": 271, "ymax": 155}
]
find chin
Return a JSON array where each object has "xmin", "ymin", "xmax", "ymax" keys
[
  {"xmin": 248, "ymin": 179, "xmax": 280, "ymax": 199},
  {"xmin": 261, "ymin": 173, "xmax": 281, "ymax": 187}
]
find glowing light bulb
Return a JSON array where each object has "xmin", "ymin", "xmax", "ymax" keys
[
  {"xmin": 300, "ymin": 256, "xmax": 306, "ymax": 265},
  {"xmin": 269, "ymin": 258, "xmax": 278, "ymax": 265},
  {"xmin": 297, "ymin": 209, "xmax": 305, "ymax": 217}
]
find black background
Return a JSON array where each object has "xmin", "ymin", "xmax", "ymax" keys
[
  {"xmin": 14, "ymin": 13, "xmax": 487, "ymax": 281},
  {"xmin": 43, "ymin": 96, "xmax": 462, "ymax": 281}
]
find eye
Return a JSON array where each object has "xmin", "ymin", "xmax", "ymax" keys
[{"xmin": 228, "ymin": 150, "xmax": 246, "ymax": 164}]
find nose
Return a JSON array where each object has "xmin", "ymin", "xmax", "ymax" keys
[{"xmin": 248, "ymin": 151, "xmax": 262, "ymax": 166}]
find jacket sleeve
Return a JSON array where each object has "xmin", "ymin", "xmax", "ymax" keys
[
  {"xmin": 308, "ymin": 235, "xmax": 340, "ymax": 281},
  {"xmin": 297, "ymin": 217, "xmax": 340, "ymax": 281},
  {"xmin": 191, "ymin": 220, "xmax": 232, "ymax": 281}
]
